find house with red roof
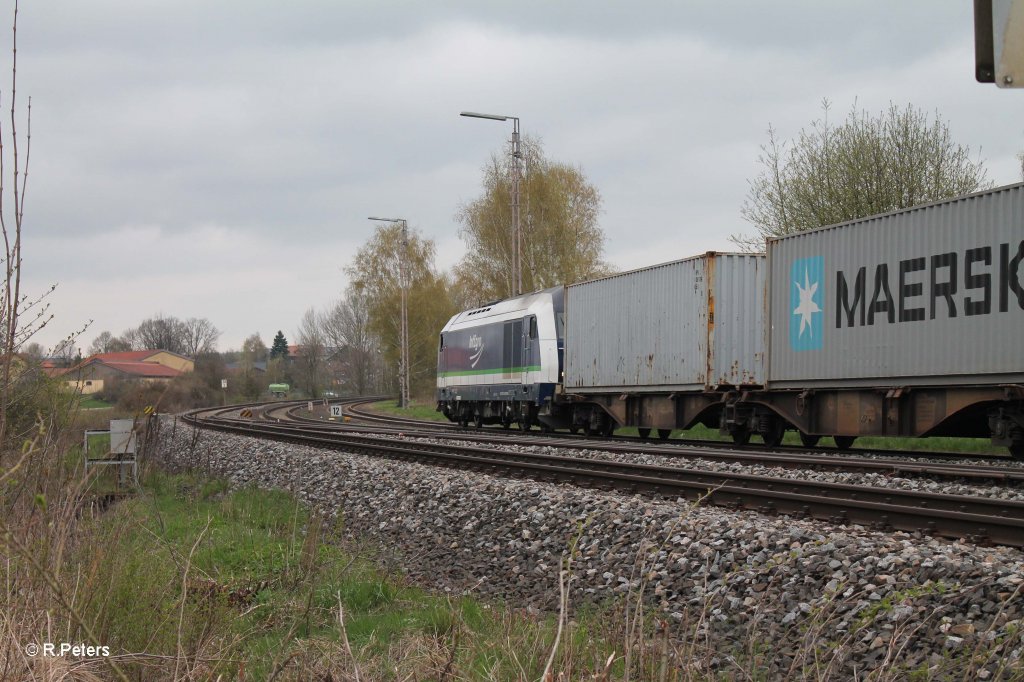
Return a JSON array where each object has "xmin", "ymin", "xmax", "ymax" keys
[{"xmin": 62, "ymin": 350, "xmax": 194, "ymax": 395}]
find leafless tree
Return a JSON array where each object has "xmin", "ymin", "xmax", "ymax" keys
[
  {"xmin": 87, "ymin": 330, "xmax": 131, "ymax": 355},
  {"xmin": 294, "ymin": 307, "xmax": 326, "ymax": 398},
  {"xmin": 126, "ymin": 314, "xmax": 219, "ymax": 356},
  {"xmin": 180, "ymin": 316, "xmax": 220, "ymax": 356},
  {"xmin": 322, "ymin": 292, "xmax": 377, "ymax": 395}
]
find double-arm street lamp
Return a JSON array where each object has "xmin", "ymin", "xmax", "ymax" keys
[
  {"xmin": 368, "ymin": 216, "xmax": 410, "ymax": 408},
  {"xmin": 460, "ymin": 111, "xmax": 522, "ymax": 297}
]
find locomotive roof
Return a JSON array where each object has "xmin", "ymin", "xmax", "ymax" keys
[{"xmin": 446, "ymin": 286, "xmax": 562, "ymax": 326}]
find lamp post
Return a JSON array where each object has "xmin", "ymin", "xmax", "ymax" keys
[
  {"xmin": 460, "ymin": 111, "xmax": 522, "ymax": 297},
  {"xmin": 368, "ymin": 216, "xmax": 410, "ymax": 408}
]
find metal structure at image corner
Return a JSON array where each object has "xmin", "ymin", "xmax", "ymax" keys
[{"xmin": 975, "ymin": 0, "xmax": 1024, "ymax": 86}]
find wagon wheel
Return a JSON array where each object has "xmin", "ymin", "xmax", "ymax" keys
[
  {"xmin": 731, "ymin": 426, "xmax": 751, "ymax": 446},
  {"xmin": 1008, "ymin": 439, "xmax": 1023, "ymax": 460},
  {"xmin": 799, "ymin": 432, "xmax": 821, "ymax": 448},
  {"xmin": 761, "ymin": 419, "xmax": 786, "ymax": 448},
  {"xmin": 474, "ymin": 412, "xmax": 483, "ymax": 429},
  {"xmin": 657, "ymin": 429, "xmax": 672, "ymax": 440},
  {"xmin": 833, "ymin": 435, "xmax": 856, "ymax": 450},
  {"xmin": 637, "ymin": 428, "xmax": 651, "ymax": 440},
  {"xmin": 601, "ymin": 421, "xmax": 616, "ymax": 437},
  {"xmin": 568, "ymin": 426, "xmax": 579, "ymax": 435}
]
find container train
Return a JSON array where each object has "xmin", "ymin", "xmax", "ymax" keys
[{"xmin": 436, "ymin": 183, "xmax": 1024, "ymax": 457}]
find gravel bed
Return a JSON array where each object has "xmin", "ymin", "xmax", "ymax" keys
[
  {"xmin": 365, "ymin": 433, "xmax": 1024, "ymax": 502},
  {"xmin": 154, "ymin": 419, "xmax": 1024, "ymax": 678}
]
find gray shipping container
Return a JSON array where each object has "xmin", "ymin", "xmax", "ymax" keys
[
  {"xmin": 565, "ymin": 252, "xmax": 765, "ymax": 392},
  {"xmin": 767, "ymin": 183, "xmax": 1024, "ymax": 388}
]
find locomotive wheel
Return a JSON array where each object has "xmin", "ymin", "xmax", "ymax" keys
[
  {"xmin": 761, "ymin": 420, "xmax": 785, "ymax": 448},
  {"xmin": 799, "ymin": 432, "xmax": 821, "ymax": 447},
  {"xmin": 638, "ymin": 428, "xmax": 651, "ymax": 440},
  {"xmin": 731, "ymin": 427, "xmax": 751, "ymax": 446},
  {"xmin": 833, "ymin": 435, "xmax": 856, "ymax": 450},
  {"xmin": 657, "ymin": 429, "xmax": 671, "ymax": 440}
]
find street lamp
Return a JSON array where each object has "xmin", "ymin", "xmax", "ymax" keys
[
  {"xmin": 460, "ymin": 111, "xmax": 522, "ymax": 297},
  {"xmin": 368, "ymin": 216, "xmax": 410, "ymax": 408}
]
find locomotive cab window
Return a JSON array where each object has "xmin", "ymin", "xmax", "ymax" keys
[
  {"xmin": 438, "ymin": 334, "xmax": 445, "ymax": 351},
  {"xmin": 529, "ymin": 316, "xmax": 538, "ymax": 340}
]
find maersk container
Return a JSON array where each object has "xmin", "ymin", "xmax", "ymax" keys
[
  {"xmin": 767, "ymin": 182, "xmax": 1024, "ymax": 388},
  {"xmin": 564, "ymin": 252, "xmax": 765, "ymax": 392}
]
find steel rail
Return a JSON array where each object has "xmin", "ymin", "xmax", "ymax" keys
[
  {"xmin": 340, "ymin": 400, "xmax": 1018, "ymax": 463},
  {"xmin": 277, "ymin": 402, "xmax": 1024, "ymax": 484}
]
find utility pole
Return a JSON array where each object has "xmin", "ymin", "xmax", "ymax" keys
[
  {"xmin": 368, "ymin": 216, "xmax": 411, "ymax": 408},
  {"xmin": 460, "ymin": 111, "xmax": 523, "ymax": 296}
]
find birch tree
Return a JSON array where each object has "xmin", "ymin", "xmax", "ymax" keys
[{"xmin": 456, "ymin": 136, "xmax": 611, "ymax": 302}]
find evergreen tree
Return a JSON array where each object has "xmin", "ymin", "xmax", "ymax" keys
[{"xmin": 269, "ymin": 330, "xmax": 289, "ymax": 359}]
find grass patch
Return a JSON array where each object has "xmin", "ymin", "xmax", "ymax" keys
[
  {"xmin": 610, "ymin": 423, "xmax": 1006, "ymax": 456},
  {"xmin": 79, "ymin": 394, "xmax": 114, "ymax": 409},
  {"xmin": 370, "ymin": 399, "xmax": 449, "ymax": 422},
  {"xmin": 55, "ymin": 469, "xmax": 633, "ymax": 679}
]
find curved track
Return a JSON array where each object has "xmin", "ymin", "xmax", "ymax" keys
[{"xmin": 181, "ymin": 399, "xmax": 1024, "ymax": 548}]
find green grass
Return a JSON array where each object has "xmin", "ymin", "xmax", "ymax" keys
[
  {"xmin": 79, "ymin": 394, "xmax": 113, "ymax": 409},
  {"xmin": 70, "ymin": 470, "xmax": 629, "ymax": 679},
  {"xmin": 370, "ymin": 399, "xmax": 449, "ymax": 422},
  {"xmin": 618, "ymin": 423, "xmax": 1004, "ymax": 455}
]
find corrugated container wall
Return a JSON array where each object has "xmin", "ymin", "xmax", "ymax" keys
[
  {"xmin": 767, "ymin": 183, "xmax": 1024, "ymax": 388},
  {"xmin": 564, "ymin": 252, "xmax": 765, "ymax": 392}
]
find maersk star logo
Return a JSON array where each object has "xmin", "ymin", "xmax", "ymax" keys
[{"xmin": 790, "ymin": 256, "xmax": 824, "ymax": 351}]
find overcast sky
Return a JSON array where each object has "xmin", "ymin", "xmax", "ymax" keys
[{"xmin": 10, "ymin": 1, "xmax": 1023, "ymax": 354}]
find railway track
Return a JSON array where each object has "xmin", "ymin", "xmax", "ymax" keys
[
  {"xmin": 340, "ymin": 400, "xmax": 1017, "ymax": 463},
  {"xmin": 183, "ymin": 400, "xmax": 1024, "ymax": 548},
  {"xmin": 328, "ymin": 401, "xmax": 1024, "ymax": 485}
]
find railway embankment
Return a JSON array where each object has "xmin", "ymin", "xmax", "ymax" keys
[{"xmin": 157, "ymin": 417, "xmax": 1024, "ymax": 678}]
